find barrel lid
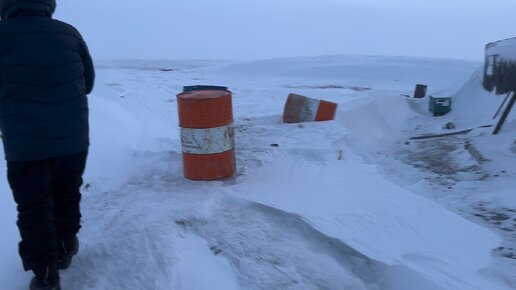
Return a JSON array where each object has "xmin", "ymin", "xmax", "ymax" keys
[
  {"xmin": 178, "ymin": 90, "xmax": 231, "ymax": 100},
  {"xmin": 183, "ymin": 85, "xmax": 229, "ymax": 93}
]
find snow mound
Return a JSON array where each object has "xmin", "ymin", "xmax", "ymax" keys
[
  {"xmin": 87, "ymin": 97, "xmax": 145, "ymax": 191},
  {"xmin": 336, "ymin": 93, "xmax": 415, "ymax": 151},
  {"xmin": 451, "ymin": 68, "xmax": 515, "ymax": 129}
]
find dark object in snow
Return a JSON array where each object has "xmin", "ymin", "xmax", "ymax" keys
[
  {"xmin": 511, "ymin": 140, "xmax": 516, "ymax": 154},
  {"xmin": 443, "ymin": 122, "xmax": 456, "ymax": 130},
  {"xmin": 158, "ymin": 68, "xmax": 176, "ymax": 72},
  {"xmin": 410, "ymin": 125, "xmax": 493, "ymax": 140},
  {"xmin": 0, "ymin": 0, "xmax": 95, "ymax": 161},
  {"xmin": 270, "ymin": 143, "xmax": 279, "ymax": 147},
  {"xmin": 465, "ymin": 142, "xmax": 490, "ymax": 164},
  {"xmin": 414, "ymin": 84, "xmax": 428, "ymax": 99},
  {"xmin": 210, "ymin": 246, "xmax": 222, "ymax": 255},
  {"xmin": 429, "ymin": 96, "xmax": 452, "ymax": 116},
  {"xmin": 175, "ymin": 219, "xmax": 188, "ymax": 227},
  {"xmin": 183, "ymin": 85, "xmax": 229, "ymax": 93}
]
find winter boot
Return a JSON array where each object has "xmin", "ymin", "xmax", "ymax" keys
[
  {"xmin": 30, "ymin": 265, "xmax": 60, "ymax": 290},
  {"xmin": 58, "ymin": 235, "xmax": 79, "ymax": 270}
]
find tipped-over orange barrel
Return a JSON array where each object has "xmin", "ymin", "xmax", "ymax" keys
[
  {"xmin": 283, "ymin": 93, "xmax": 337, "ymax": 123},
  {"xmin": 177, "ymin": 88, "xmax": 235, "ymax": 180}
]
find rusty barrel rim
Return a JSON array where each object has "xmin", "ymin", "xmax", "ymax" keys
[
  {"xmin": 177, "ymin": 90, "xmax": 233, "ymax": 129},
  {"xmin": 183, "ymin": 85, "xmax": 229, "ymax": 93}
]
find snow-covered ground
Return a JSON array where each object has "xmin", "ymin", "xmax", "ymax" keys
[{"xmin": 1, "ymin": 55, "xmax": 514, "ymax": 290}]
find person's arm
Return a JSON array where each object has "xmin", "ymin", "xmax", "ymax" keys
[{"xmin": 79, "ymin": 40, "xmax": 95, "ymax": 95}]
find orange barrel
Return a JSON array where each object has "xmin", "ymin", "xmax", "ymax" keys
[
  {"xmin": 283, "ymin": 93, "xmax": 337, "ymax": 123},
  {"xmin": 177, "ymin": 87, "xmax": 235, "ymax": 180}
]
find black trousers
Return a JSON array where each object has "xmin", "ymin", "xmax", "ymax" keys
[{"xmin": 7, "ymin": 150, "xmax": 88, "ymax": 271}]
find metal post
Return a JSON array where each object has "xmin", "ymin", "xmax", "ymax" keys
[
  {"xmin": 493, "ymin": 91, "xmax": 516, "ymax": 135},
  {"xmin": 493, "ymin": 93, "xmax": 511, "ymax": 120}
]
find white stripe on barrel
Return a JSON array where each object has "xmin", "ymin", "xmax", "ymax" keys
[
  {"xmin": 299, "ymin": 97, "xmax": 321, "ymax": 122},
  {"xmin": 180, "ymin": 123, "xmax": 235, "ymax": 155}
]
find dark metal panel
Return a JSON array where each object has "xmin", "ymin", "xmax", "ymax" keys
[{"xmin": 483, "ymin": 37, "xmax": 516, "ymax": 95}]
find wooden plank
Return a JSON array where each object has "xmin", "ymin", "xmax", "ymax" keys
[
  {"xmin": 465, "ymin": 142, "xmax": 490, "ymax": 164},
  {"xmin": 410, "ymin": 129, "xmax": 474, "ymax": 140},
  {"xmin": 410, "ymin": 125, "xmax": 493, "ymax": 140}
]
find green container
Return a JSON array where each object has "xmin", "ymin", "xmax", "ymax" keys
[{"xmin": 429, "ymin": 96, "xmax": 452, "ymax": 116}]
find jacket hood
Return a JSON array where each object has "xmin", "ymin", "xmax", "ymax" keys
[{"xmin": 0, "ymin": 0, "xmax": 56, "ymax": 19}]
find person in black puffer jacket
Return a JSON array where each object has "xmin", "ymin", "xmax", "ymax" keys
[{"xmin": 0, "ymin": 0, "xmax": 94, "ymax": 289}]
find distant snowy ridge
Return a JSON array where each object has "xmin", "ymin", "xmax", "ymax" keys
[{"xmin": 215, "ymin": 55, "xmax": 480, "ymax": 91}]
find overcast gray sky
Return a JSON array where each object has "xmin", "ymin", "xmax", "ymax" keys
[{"xmin": 55, "ymin": 0, "xmax": 516, "ymax": 61}]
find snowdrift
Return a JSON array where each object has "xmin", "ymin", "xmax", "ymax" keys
[{"xmin": 452, "ymin": 68, "xmax": 515, "ymax": 129}]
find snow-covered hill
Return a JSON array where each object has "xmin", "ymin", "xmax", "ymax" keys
[{"xmin": 1, "ymin": 55, "xmax": 514, "ymax": 290}]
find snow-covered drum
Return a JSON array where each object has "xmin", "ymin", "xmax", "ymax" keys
[{"xmin": 177, "ymin": 87, "xmax": 236, "ymax": 180}]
